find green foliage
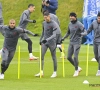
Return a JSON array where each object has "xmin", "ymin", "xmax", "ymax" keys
[{"xmin": 0, "ymin": 0, "xmax": 83, "ymax": 35}]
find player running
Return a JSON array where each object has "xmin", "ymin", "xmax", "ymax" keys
[
  {"xmin": 0, "ymin": 19, "xmax": 37, "ymax": 79},
  {"xmin": 18, "ymin": 4, "xmax": 38, "ymax": 60},
  {"xmin": 43, "ymin": 10, "xmax": 63, "ymax": 57},
  {"xmin": 35, "ymin": 11, "xmax": 61, "ymax": 78},
  {"xmin": 61, "ymin": 12, "xmax": 86, "ymax": 77}
]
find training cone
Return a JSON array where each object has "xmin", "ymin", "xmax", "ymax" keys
[
  {"xmin": 83, "ymin": 80, "xmax": 89, "ymax": 84},
  {"xmin": 91, "ymin": 58, "xmax": 96, "ymax": 61}
]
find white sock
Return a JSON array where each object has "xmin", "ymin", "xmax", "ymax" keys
[
  {"xmin": 0, "ymin": 49, "xmax": 2, "ymax": 53},
  {"xmin": 57, "ymin": 44, "xmax": 61, "ymax": 48},
  {"xmin": 78, "ymin": 66, "xmax": 81, "ymax": 69},
  {"xmin": 41, "ymin": 70, "xmax": 43, "ymax": 74},
  {"xmin": 29, "ymin": 53, "xmax": 33, "ymax": 57},
  {"xmin": 53, "ymin": 71, "xmax": 56, "ymax": 74}
]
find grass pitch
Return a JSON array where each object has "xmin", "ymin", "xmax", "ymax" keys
[{"xmin": 0, "ymin": 35, "xmax": 100, "ymax": 90}]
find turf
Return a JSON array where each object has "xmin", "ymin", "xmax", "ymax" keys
[{"xmin": 0, "ymin": 35, "xmax": 100, "ymax": 90}]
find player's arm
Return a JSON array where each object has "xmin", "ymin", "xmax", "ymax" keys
[
  {"xmin": 23, "ymin": 13, "xmax": 36, "ymax": 23},
  {"xmin": 87, "ymin": 23, "xmax": 93, "ymax": 34},
  {"xmin": 46, "ymin": 27, "xmax": 57, "ymax": 41},
  {"xmin": 24, "ymin": 29, "xmax": 36, "ymax": 36},
  {"xmin": 17, "ymin": 27, "xmax": 36, "ymax": 36},
  {"xmin": 0, "ymin": 25, "xmax": 4, "ymax": 30},
  {"xmin": 62, "ymin": 27, "xmax": 70, "ymax": 40},
  {"xmin": 79, "ymin": 23, "xmax": 87, "ymax": 36},
  {"xmin": 40, "ymin": 29, "xmax": 44, "ymax": 45},
  {"xmin": 0, "ymin": 25, "xmax": 5, "ymax": 35},
  {"xmin": 40, "ymin": 25, "xmax": 44, "ymax": 42},
  {"xmin": 79, "ymin": 23, "xmax": 93, "ymax": 36}
]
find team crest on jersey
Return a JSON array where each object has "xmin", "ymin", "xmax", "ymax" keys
[
  {"xmin": 75, "ymin": 26, "xmax": 78, "ymax": 28},
  {"xmin": 13, "ymin": 32, "xmax": 17, "ymax": 35},
  {"xmin": 48, "ymin": 26, "xmax": 52, "ymax": 29}
]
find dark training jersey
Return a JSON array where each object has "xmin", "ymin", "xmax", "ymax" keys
[
  {"xmin": 40, "ymin": 20, "xmax": 60, "ymax": 44},
  {"xmin": 49, "ymin": 13, "xmax": 61, "ymax": 35},
  {"xmin": 87, "ymin": 20, "xmax": 100, "ymax": 44},
  {"xmin": 50, "ymin": 13, "xmax": 60, "ymax": 26},
  {"xmin": 18, "ymin": 10, "xmax": 33, "ymax": 29},
  {"xmin": 63, "ymin": 21, "xmax": 85, "ymax": 44},
  {"xmin": 0, "ymin": 25, "xmax": 34, "ymax": 51}
]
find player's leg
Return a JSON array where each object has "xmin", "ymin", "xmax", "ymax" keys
[
  {"xmin": 73, "ymin": 44, "xmax": 81, "ymax": 77},
  {"xmin": 7, "ymin": 50, "xmax": 15, "ymax": 67},
  {"xmin": 93, "ymin": 44, "xmax": 99, "ymax": 62},
  {"xmin": 0, "ymin": 18, "xmax": 4, "ymax": 59},
  {"xmin": 49, "ymin": 43, "xmax": 57, "ymax": 78},
  {"xmin": 0, "ymin": 49, "xmax": 15, "ymax": 79},
  {"xmin": 21, "ymin": 33, "xmax": 38, "ymax": 60},
  {"xmin": 35, "ymin": 44, "xmax": 48, "ymax": 77},
  {"xmin": 96, "ymin": 44, "xmax": 100, "ymax": 76},
  {"xmin": 98, "ymin": 45, "xmax": 100, "ymax": 70},
  {"xmin": 73, "ymin": 44, "xmax": 81, "ymax": 70},
  {"xmin": 0, "ymin": 48, "xmax": 9, "ymax": 79},
  {"xmin": 24, "ymin": 38, "xmax": 38, "ymax": 60},
  {"xmin": 67, "ymin": 44, "xmax": 74, "ymax": 66},
  {"xmin": 0, "ymin": 49, "xmax": 2, "ymax": 58}
]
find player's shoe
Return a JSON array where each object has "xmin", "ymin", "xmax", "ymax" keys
[
  {"xmin": 60, "ymin": 56, "xmax": 66, "ymax": 59},
  {"xmin": 96, "ymin": 70, "xmax": 100, "ymax": 76},
  {"xmin": 35, "ymin": 72, "xmax": 44, "ymax": 77},
  {"xmin": 0, "ymin": 73, "xmax": 4, "ymax": 80},
  {"xmin": 73, "ymin": 70, "xmax": 79, "ymax": 77},
  {"xmin": 51, "ymin": 72, "xmax": 57, "ymax": 78},
  {"xmin": 29, "ymin": 55, "xmax": 38, "ymax": 60},
  {"xmin": 78, "ymin": 67, "xmax": 82, "ymax": 72}
]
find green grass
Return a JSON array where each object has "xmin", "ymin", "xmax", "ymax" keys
[{"xmin": 0, "ymin": 34, "xmax": 100, "ymax": 90}]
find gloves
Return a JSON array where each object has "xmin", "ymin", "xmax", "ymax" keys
[
  {"xmin": 42, "ymin": 40, "xmax": 47, "ymax": 44},
  {"xmin": 60, "ymin": 38, "xmax": 64, "ymax": 43},
  {"xmin": 34, "ymin": 34, "xmax": 39, "ymax": 36},
  {"xmin": 33, "ymin": 20, "xmax": 36, "ymax": 23}
]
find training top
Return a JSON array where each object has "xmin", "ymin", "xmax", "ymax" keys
[
  {"xmin": 18, "ymin": 10, "xmax": 33, "ymax": 29},
  {"xmin": 0, "ymin": 25, "xmax": 35, "ymax": 51},
  {"xmin": 50, "ymin": 13, "xmax": 60, "ymax": 26},
  {"xmin": 62, "ymin": 21, "xmax": 85, "ymax": 44},
  {"xmin": 87, "ymin": 20, "xmax": 100, "ymax": 44},
  {"xmin": 49, "ymin": 13, "xmax": 61, "ymax": 35},
  {"xmin": 40, "ymin": 20, "xmax": 60, "ymax": 44}
]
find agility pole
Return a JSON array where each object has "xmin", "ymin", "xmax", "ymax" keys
[
  {"xmin": 62, "ymin": 44, "xmax": 65, "ymax": 77},
  {"xmin": 18, "ymin": 46, "xmax": 20, "ymax": 79},
  {"xmin": 86, "ymin": 44, "xmax": 89, "ymax": 76},
  {"xmin": 40, "ymin": 45, "xmax": 42, "ymax": 78}
]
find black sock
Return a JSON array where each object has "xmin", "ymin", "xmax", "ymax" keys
[{"xmin": 1, "ymin": 64, "xmax": 8, "ymax": 74}]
